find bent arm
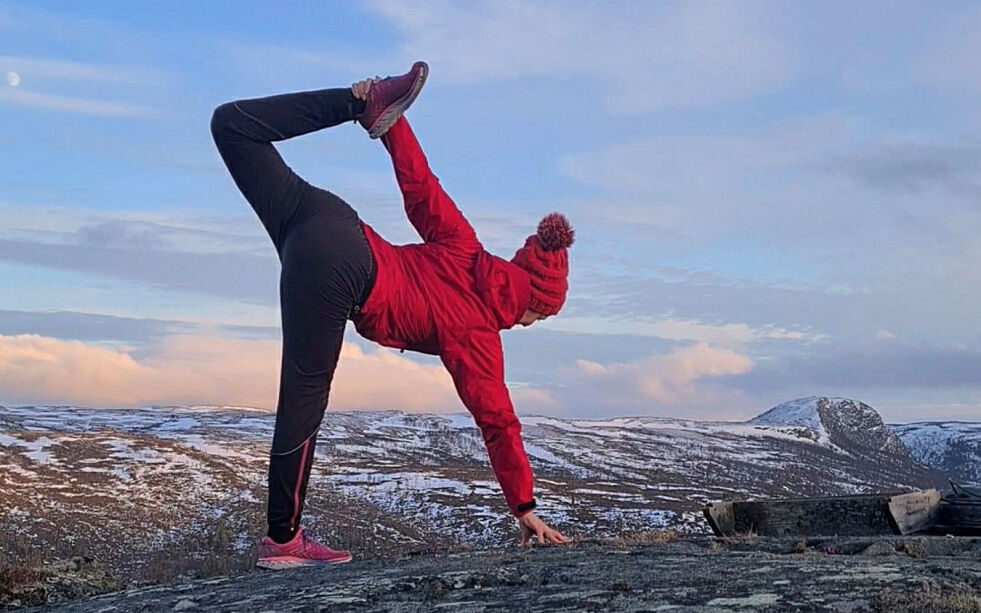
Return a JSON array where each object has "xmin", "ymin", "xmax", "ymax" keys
[
  {"xmin": 380, "ymin": 116, "xmax": 480, "ymax": 251},
  {"xmin": 440, "ymin": 328, "xmax": 536, "ymax": 517}
]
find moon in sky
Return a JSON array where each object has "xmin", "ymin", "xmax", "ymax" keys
[{"xmin": 6, "ymin": 71, "xmax": 20, "ymax": 87}]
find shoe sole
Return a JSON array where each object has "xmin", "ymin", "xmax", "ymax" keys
[
  {"xmin": 256, "ymin": 555, "xmax": 352, "ymax": 570},
  {"xmin": 367, "ymin": 61, "xmax": 429, "ymax": 139}
]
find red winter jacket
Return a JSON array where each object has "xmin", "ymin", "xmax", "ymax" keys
[{"xmin": 351, "ymin": 116, "xmax": 537, "ymax": 517}]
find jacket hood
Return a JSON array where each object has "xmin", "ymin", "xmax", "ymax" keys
[{"xmin": 473, "ymin": 251, "xmax": 531, "ymax": 329}]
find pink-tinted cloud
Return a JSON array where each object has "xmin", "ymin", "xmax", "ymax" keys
[
  {"xmin": 331, "ymin": 343, "xmax": 459, "ymax": 411},
  {"xmin": 554, "ymin": 342, "xmax": 755, "ymax": 418},
  {"xmin": 0, "ymin": 333, "xmax": 461, "ymax": 412}
]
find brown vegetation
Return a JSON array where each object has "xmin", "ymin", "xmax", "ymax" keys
[{"xmin": 875, "ymin": 583, "xmax": 981, "ymax": 613}]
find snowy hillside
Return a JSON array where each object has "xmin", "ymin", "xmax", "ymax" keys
[
  {"xmin": 0, "ymin": 400, "xmax": 947, "ymax": 581},
  {"xmin": 892, "ymin": 421, "xmax": 981, "ymax": 485},
  {"xmin": 751, "ymin": 396, "xmax": 908, "ymax": 455}
]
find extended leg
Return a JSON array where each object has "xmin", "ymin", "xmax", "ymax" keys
[{"xmin": 210, "ymin": 88, "xmax": 365, "ymax": 252}]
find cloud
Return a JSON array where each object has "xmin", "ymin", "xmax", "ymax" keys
[
  {"xmin": 883, "ymin": 401, "xmax": 981, "ymax": 423},
  {"xmin": 735, "ymin": 340, "xmax": 981, "ymax": 394},
  {"xmin": 0, "ymin": 204, "xmax": 268, "ymax": 254},
  {"xmin": 340, "ymin": 0, "xmax": 793, "ymax": 113},
  {"xmin": 0, "ymin": 237, "xmax": 279, "ymax": 303},
  {"xmin": 556, "ymin": 114, "xmax": 852, "ymax": 213},
  {"xmin": 74, "ymin": 220, "xmax": 170, "ymax": 250},
  {"xmin": 0, "ymin": 309, "xmax": 279, "ymax": 345},
  {"xmin": 331, "ymin": 343, "xmax": 460, "ymax": 411},
  {"xmin": 560, "ymin": 271, "xmax": 872, "ymax": 341},
  {"xmin": 0, "ymin": 86, "xmax": 157, "ymax": 118},
  {"xmin": 557, "ymin": 117, "xmax": 981, "ymax": 242},
  {"xmin": 546, "ymin": 315, "xmax": 824, "ymax": 346},
  {"xmin": 509, "ymin": 385, "xmax": 557, "ymax": 410},
  {"xmin": 0, "ymin": 54, "xmax": 162, "ymax": 85},
  {"xmin": 553, "ymin": 112, "xmax": 981, "ymax": 346},
  {"xmin": 553, "ymin": 342, "xmax": 754, "ymax": 416},
  {"xmin": 918, "ymin": 5, "xmax": 981, "ymax": 95},
  {"xmin": 0, "ymin": 204, "xmax": 285, "ymax": 303},
  {"xmin": 0, "ymin": 54, "xmax": 164, "ymax": 118},
  {"xmin": 219, "ymin": 42, "xmax": 381, "ymax": 88},
  {"xmin": 0, "ymin": 333, "xmax": 463, "ymax": 412},
  {"xmin": 820, "ymin": 141, "xmax": 981, "ymax": 197}
]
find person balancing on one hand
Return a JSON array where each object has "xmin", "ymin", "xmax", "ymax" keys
[{"xmin": 211, "ymin": 61, "xmax": 574, "ymax": 569}]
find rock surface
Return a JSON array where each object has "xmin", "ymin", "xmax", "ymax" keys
[
  {"xmin": 0, "ymin": 557, "xmax": 121, "ymax": 610},
  {"xmin": 16, "ymin": 536, "xmax": 981, "ymax": 613}
]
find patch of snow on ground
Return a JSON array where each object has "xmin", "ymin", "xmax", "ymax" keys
[
  {"xmin": 155, "ymin": 417, "xmax": 200, "ymax": 431},
  {"xmin": 0, "ymin": 433, "xmax": 58, "ymax": 464}
]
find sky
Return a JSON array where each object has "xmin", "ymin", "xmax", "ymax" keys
[{"xmin": 1, "ymin": 0, "xmax": 980, "ymax": 423}]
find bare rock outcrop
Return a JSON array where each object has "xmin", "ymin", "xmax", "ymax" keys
[{"xmin": 15, "ymin": 536, "xmax": 981, "ymax": 613}]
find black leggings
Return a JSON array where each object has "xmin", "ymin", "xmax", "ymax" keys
[{"xmin": 211, "ymin": 87, "xmax": 374, "ymax": 543}]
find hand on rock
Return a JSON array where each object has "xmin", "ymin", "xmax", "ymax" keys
[{"xmin": 517, "ymin": 511, "xmax": 571, "ymax": 547}]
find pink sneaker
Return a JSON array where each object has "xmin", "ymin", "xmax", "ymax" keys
[
  {"xmin": 358, "ymin": 61, "xmax": 428, "ymax": 139},
  {"xmin": 256, "ymin": 526, "xmax": 352, "ymax": 569}
]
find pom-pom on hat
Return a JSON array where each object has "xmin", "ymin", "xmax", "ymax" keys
[{"xmin": 510, "ymin": 213, "xmax": 575, "ymax": 316}]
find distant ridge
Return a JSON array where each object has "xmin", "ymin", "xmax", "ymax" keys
[{"xmin": 751, "ymin": 396, "xmax": 908, "ymax": 456}]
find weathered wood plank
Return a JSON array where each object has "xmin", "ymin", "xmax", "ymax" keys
[
  {"xmin": 703, "ymin": 502, "xmax": 734, "ymax": 536},
  {"xmin": 887, "ymin": 489, "xmax": 941, "ymax": 535},
  {"xmin": 735, "ymin": 495, "xmax": 895, "ymax": 536},
  {"xmin": 938, "ymin": 501, "xmax": 981, "ymax": 535},
  {"xmin": 704, "ymin": 492, "xmax": 930, "ymax": 537}
]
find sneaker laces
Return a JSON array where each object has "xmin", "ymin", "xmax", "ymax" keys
[{"xmin": 298, "ymin": 528, "xmax": 330, "ymax": 555}]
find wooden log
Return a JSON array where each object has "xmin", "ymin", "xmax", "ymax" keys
[
  {"xmin": 704, "ymin": 492, "xmax": 933, "ymax": 537},
  {"xmin": 937, "ymin": 501, "xmax": 981, "ymax": 535},
  {"xmin": 887, "ymin": 489, "xmax": 941, "ymax": 535},
  {"xmin": 703, "ymin": 502, "xmax": 734, "ymax": 536}
]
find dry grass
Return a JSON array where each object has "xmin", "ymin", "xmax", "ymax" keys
[
  {"xmin": 138, "ymin": 511, "xmax": 266, "ymax": 586},
  {"xmin": 602, "ymin": 530, "xmax": 679, "ymax": 548},
  {"xmin": 901, "ymin": 539, "xmax": 928, "ymax": 559},
  {"xmin": 721, "ymin": 528, "xmax": 758, "ymax": 544},
  {"xmin": 875, "ymin": 584, "xmax": 981, "ymax": 613},
  {"xmin": 0, "ymin": 565, "xmax": 43, "ymax": 600},
  {"xmin": 706, "ymin": 540, "xmax": 726, "ymax": 554},
  {"xmin": 790, "ymin": 538, "xmax": 811, "ymax": 553},
  {"xmin": 0, "ymin": 557, "xmax": 122, "ymax": 608},
  {"xmin": 0, "ymin": 531, "xmax": 46, "ymax": 569}
]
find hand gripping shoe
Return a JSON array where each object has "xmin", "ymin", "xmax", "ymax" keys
[{"xmin": 358, "ymin": 61, "xmax": 428, "ymax": 139}]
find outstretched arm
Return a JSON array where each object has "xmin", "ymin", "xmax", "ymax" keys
[
  {"xmin": 440, "ymin": 328, "xmax": 536, "ymax": 516},
  {"xmin": 440, "ymin": 329, "xmax": 570, "ymax": 545},
  {"xmin": 380, "ymin": 116, "xmax": 481, "ymax": 252}
]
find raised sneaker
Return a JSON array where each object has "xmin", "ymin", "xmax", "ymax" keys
[{"xmin": 358, "ymin": 61, "xmax": 428, "ymax": 139}]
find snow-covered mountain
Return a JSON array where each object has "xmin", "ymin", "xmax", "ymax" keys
[
  {"xmin": 751, "ymin": 396, "xmax": 908, "ymax": 456},
  {"xmin": 892, "ymin": 421, "xmax": 981, "ymax": 485},
  {"xmin": 0, "ymin": 398, "xmax": 951, "ymax": 581}
]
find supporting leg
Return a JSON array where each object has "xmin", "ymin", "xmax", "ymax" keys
[{"xmin": 265, "ymin": 218, "xmax": 356, "ymax": 543}]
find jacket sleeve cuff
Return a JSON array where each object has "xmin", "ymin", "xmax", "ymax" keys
[{"xmin": 514, "ymin": 498, "xmax": 537, "ymax": 517}]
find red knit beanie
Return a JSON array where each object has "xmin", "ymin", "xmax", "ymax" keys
[{"xmin": 510, "ymin": 213, "xmax": 575, "ymax": 316}]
